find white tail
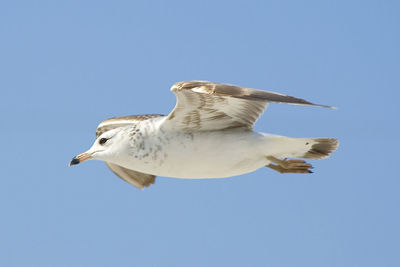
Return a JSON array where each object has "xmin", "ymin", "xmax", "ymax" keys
[
  {"xmin": 264, "ymin": 136, "xmax": 339, "ymax": 174},
  {"xmin": 264, "ymin": 135, "xmax": 339, "ymax": 160},
  {"xmin": 301, "ymin": 138, "xmax": 339, "ymax": 159}
]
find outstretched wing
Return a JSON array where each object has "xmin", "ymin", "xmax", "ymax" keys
[
  {"xmin": 163, "ymin": 81, "xmax": 333, "ymax": 131},
  {"xmin": 105, "ymin": 163, "xmax": 155, "ymax": 189},
  {"xmin": 96, "ymin": 114, "xmax": 163, "ymax": 189}
]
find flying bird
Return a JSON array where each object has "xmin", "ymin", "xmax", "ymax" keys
[{"xmin": 70, "ymin": 81, "xmax": 338, "ymax": 189}]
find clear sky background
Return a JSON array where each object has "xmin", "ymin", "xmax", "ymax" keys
[{"xmin": 1, "ymin": 1, "xmax": 399, "ymax": 266}]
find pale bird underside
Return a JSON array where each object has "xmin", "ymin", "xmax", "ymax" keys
[{"xmin": 70, "ymin": 81, "xmax": 338, "ymax": 189}]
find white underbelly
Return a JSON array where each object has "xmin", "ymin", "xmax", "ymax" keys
[
  {"xmin": 117, "ymin": 130, "xmax": 269, "ymax": 178},
  {"xmin": 154, "ymin": 149, "xmax": 267, "ymax": 178}
]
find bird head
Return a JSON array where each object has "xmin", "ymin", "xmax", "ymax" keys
[{"xmin": 69, "ymin": 127, "xmax": 126, "ymax": 166}]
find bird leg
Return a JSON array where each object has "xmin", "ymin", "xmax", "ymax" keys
[{"xmin": 266, "ymin": 156, "xmax": 313, "ymax": 174}]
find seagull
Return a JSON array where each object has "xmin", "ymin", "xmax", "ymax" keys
[{"xmin": 70, "ymin": 81, "xmax": 338, "ymax": 189}]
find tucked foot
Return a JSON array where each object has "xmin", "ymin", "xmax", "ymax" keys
[{"xmin": 266, "ymin": 156, "xmax": 313, "ymax": 174}]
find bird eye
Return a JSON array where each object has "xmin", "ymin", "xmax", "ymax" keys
[{"xmin": 99, "ymin": 138, "xmax": 108, "ymax": 145}]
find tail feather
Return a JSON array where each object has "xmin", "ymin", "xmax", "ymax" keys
[
  {"xmin": 264, "ymin": 136, "xmax": 338, "ymax": 174},
  {"xmin": 302, "ymin": 138, "xmax": 339, "ymax": 159}
]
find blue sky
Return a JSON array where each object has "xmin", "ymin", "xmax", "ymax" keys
[{"xmin": 1, "ymin": 0, "xmax": 399, "ymax": 266}]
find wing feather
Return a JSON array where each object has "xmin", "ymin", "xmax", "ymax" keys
[
  {"xmin": 163, "ymin": 81, "xmax": 333, "ymax": 131},
  {"xmin": 105, "ymin": 163, "xmax": 156, "ymax": 189},
  {"xmin": 96, "ymin": 114, "xmax": 164, "ymax": 137}
]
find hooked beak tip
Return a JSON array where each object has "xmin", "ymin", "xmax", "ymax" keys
[
  {"xmin": 69, "ymin": 157, "xmax": 80, "ymax": 166},
  {"xmin": 69, "ymin": 152, "xmax": 92, "ymax": 166}
]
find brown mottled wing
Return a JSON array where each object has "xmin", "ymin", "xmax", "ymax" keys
[
  {"xmin": 96, "ymin": 114, "xmax": 164, "ymax": 137},
  {"xmin": 105, "ymin": 163, "xmax": 155, "ymax": 190},
  {"xmin": 96, "ymin": 114, "xmax": 163, "ymax": 189},
  {"xmin": 163, "ymin": 81, "xmax": 333, "ymax": 131}
]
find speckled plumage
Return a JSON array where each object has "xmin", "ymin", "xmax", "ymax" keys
[{"xmin": 70, "ymin": 81, "xmax": 338, "ymax": 189}]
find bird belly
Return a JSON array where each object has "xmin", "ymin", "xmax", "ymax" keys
[{"xmin": 118, "ymin": 130, "xmax": 269, "ymax": 179}]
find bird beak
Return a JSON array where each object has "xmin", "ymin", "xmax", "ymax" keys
[{"xmin": 69, "ymin": 152, "xmax": 92, "ymax": 166}]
